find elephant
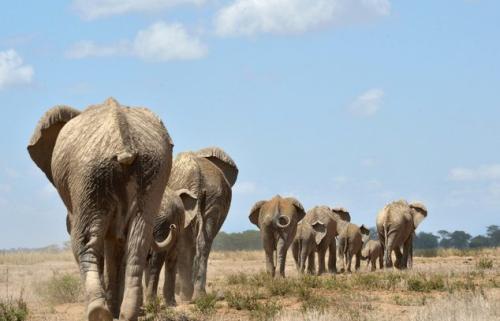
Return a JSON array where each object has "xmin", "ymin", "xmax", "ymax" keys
[
  {"xmin": 360, "ymin": 240, "xmax": 383, "ymax": 271},
  {"xmin": 249, "ymin": 195, "xmax": 305, "ymax": 278},
  {"xmin": 168, "ymin": 147, "xmax": 238, "ymax": 301},
  {"xmin": 27, "ymin": 98, "xmax": 174, "ymax": 321},
  {"xmin": 376, "ymin": 200, "xmax": 428, "ymax": 269},
  {"xmin": 292, "ymin": 206, "xmax": 338, "ymax": 275},
  {"xmin": 336, "ymin": 222, "xmax": 370, "ymax": 273},
  {"xmin": 144, "ymin": 187, "xmax": 194, "ymax": 306}
]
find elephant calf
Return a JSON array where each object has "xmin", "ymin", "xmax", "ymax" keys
[
  {"xmin": 337, "ymin": 222, "xmax": 370, "ymax": 273},
  {"xmin": 292, "ymin": 206, "xmax": 338, "ymax": 275},
  {"xmin": 144, "ymin": 187, "xmax": 195, "ymax": 306},
  {"xmin": 250, "ymin": 195, "xmax": 305, "ymax": 278},
  {"xmin": 361, "ymin": 240, "xmax": 383, "ymax": 271}
]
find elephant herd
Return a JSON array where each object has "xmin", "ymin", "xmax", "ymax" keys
[
  {"xmin": 250, "ymin": 196, "xmax": 428, "ymax": 277},
  {"xmin": 28, "ymin": 99, "xmax": 237, "ymax": 321},
  {"xmin": 27, "ymin": 99, "xmax": 428, "ymax": 321}
]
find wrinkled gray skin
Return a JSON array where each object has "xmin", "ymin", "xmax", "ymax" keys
[
  {"xmin": 144, "ymin": 187, "xmax": 194, "ymax": 306},
  {"xmin": 292, "ymin": 206, "xmax": 338, "ymax": 275},
  {"xmin": 361, "ymin": 240, "xmax": 383, "ymax": 271},
  {"xmin": 250, "ymin": 195, "xmax": 305, "ymax": 278},
  {"xmin": 27, "ymin": 98, "xmax": 173, "ymax": 321},
  {"xmin": 337, "ymin": 222, "xmax": 370, "ymax": 273},
  {"xmin": 376, "ymin": 200, "xmax": 428, "ymax": 269},
  {"xmin": 169, "ymin": 147, "xmax": 238, "ymax": 301}
]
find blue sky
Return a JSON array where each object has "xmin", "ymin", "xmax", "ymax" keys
[{"xmin": 0, "ymin": 0, "xmax": 499, "ymax": 248}]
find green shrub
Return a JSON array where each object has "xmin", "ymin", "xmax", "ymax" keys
[
  {"xmin": 249, "ymin": 300, "xmax": 282, "ymax": 321},
  {"xmin": 226, "ymin": 291, "xmax": 260, "ymax": 311},
  {"xmin": 227, "ymin": 272, "xmax": 248, "ymax": 285},
  {"xmin": 192, "ymin": 293, "xmax": 218, "ymax": 314},
  {"xmin": 36, "ymin": 272, "xmax": 82, "ymax": 305},
  {"xmin": 476, "ymin": 258, "xmax": 494, "ymax": 270},
  {"xmin": 0, "ymin": 297, "xmax": 28, "ymax": 321}
]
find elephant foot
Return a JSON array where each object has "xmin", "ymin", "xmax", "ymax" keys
[
  {"xmin": 165, "ymin": 299, "xmax": 177, "ymax": 307},
  {"xmin": 87, "ymin": 299, "xmax": 112, "ymax": 321},
  {"xmin": 192, "ymin": 289, "xmax": 206, "ymax": 301}
]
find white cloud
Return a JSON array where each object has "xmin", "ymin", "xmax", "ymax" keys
[
  {"xmin": 449, "ymin": 164, "xmax": 500, "ymax": 181},
  {"xmin": 348, "ymin": 88, "xmax": 384, "ymax": 117},
  {"xmin": 215, "ymin": 0, "xmax": 390, "ymax": 37},
  {"xmin": 66, "ymin": 22, "xmax": 207, "ymax": 62},
  {"xmin": 73, "ymin": 0, "xmax": 205, "ymax": 20},
  {"xmin": 233, "ymin": 181, "xmax": 257, "ymax": 195},
  {"xmin": 0, "ymin": 49, "xmax": 34, "ymax": 90}
]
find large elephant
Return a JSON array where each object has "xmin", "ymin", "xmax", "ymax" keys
[
  {"xmin": 292, "ymin": 206, "xmax": 338, "ymax": 275},
  {"xmin": 169, "ymin": 147, "xmax": 238, "ymax": 301},
  {"xmin": 144, "ymin": 187, "xmax": 194, "ymax": 306},
  {"xmin": 336, "ymin": 221, "xmax": 370, "ymax": 273},
  {"xmin": 27, "ymin": 98, "xmax": 174, "ymax": 321},
  {"xmin": 376, "ymin": 200, "xmax": 428, "ymax": 269},
  {"xmin": 361, "ymin": 240, "xmax": 383, "ymax": 271},
  {"xmin": 249, "ymin": 195, "xmax": 305, "ymax": 278}
]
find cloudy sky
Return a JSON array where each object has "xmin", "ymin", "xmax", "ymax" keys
[{"xmin": 0, "ymin": 0, "xmax": 499, "ymax": 248}]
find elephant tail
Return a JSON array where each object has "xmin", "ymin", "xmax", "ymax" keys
[{"xmin": 192, "ymin": 190, "xmax": 208, "ymax": 281}]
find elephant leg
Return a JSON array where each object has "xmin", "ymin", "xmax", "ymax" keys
[
  {"xmin": 307, "ymin": 251, "xmax": 316, "ymax": 275},
  {"xmin": 379, "ymin": 253, "xmax": 384, "ymax": 269},
  {"xmin": 370, "ymin": 257, "xmax": 376, "ymax": 272},
  {"xmin": 317, "ymin": 246, "xmax": 327, "ymax": 275},
  {"xmin": 163, "ymin": 253, "xmax": 177, "ymax": 307},
  {"xmin": 72, "ymin": 213, "xmax": 112, "ymax": 321},
  {"xmin": 193, "ymin": 219, "xmax": 218, "ymax": 299},
  {"xmin": 328, "ymin": 240, "xmax": 337, "ymax": 274},
  {"xmin": 384, "ymin": 234, "xmax": 395, "ymax": 268},
  {"xmin": 177, "ymin": 228, "xmax": 195, "ymax": 301},
  {"xmin": 299, "ymin": 242, "xmax": 308, "ymax": 274},
  {"xmin": 262, "ymin": 229, "xmax": 276, "ymax": 277},
  {"xmin": 394, "ymin": 247, "xmax": 403, "ymax": 269},
  {"xmin": 144, "ymin": 250, "xmax": 166, "ymax": 305},
  {"xmin": 104, "ymin": 238, "xmax": 124, "ymax": 318},
  {"xmin": 355, "ymin": 253, "xmax": 361, "ymax": 271},
  {"xmin": 292, "ymin": 240, "xmax": 300, "ymax": 272},
  {"xmin": 119, "ymin": 215, "xmax": 151, "ymax": 321},
  {"xmin": 346, "ymin": 251, "xmax": 353, "ymax": 273},
  {"xmin": 277, "ymin": 237, "xmax": 289, "ymax": 278}
]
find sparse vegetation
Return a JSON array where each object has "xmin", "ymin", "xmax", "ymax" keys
[
  {"xmin": 477, "ymin": 257, "xmax": 494, "ymax": 269},
  {"xmin": 0, "ymin": 296, "xmax": 28, "ymax": 321},
  {"xmin": 192, "ymin": 293, "xmax": 218, "ymax": 315},
  {"xmin": 35, "ymin": 272, "xmax": 82, "ymax": 305}
]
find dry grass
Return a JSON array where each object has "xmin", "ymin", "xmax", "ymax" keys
[{"xmin": 0, "ymin": 250, "xmax": 73, "ymax": 265}]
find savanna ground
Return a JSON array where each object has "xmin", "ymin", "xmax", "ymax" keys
[{"xmin": 0, "ymin": 248, "xmax": 499, "ymax": 321}]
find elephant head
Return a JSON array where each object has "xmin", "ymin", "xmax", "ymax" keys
[
  {"xmin": 409, "ymin": 202, "xmax": 428, "ymax": 230},
  {"xmin": 359, "ymin": 224, "xmax": 371, "ymax": 244},
  {"xmin": 330, "ymin": 207, "xmax": 351, "ymax": 222}
]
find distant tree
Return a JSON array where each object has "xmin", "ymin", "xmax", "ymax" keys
[
  {"xmin": 414, "ymin": 232, "xmax": 439, "ymax": 249},
  {"xmin": 448, "ymin": 231, "xmax": 472, "ymax": 249},
  {"xmin": 486, "ymin": 225, "xmax": 500, "ymax": 246},
  {"xmin": 438, "ymin": 230, "xmax": 452, "ymax": 248},
  {"xmin": 212, "ymin": 230, "xmax": 262, "ymax": 251},
  {"xmin": 469, "ymin": 235, "xmax": 491, "ymax": 248}
]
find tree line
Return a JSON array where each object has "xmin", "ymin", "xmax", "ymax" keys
[{"xmin": 212, "ymin": 225, "xmax": 500, "ymax": 251}]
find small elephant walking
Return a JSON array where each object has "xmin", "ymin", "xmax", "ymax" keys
[
  {"xmin": 250, "ymin": 195, "xmax": 305, "ymax": 277},
  {"xmin": 376, "ymin": 200, "xmax": 428, "ymax": 269},
  {"xmin": 335, "ymin": 214, "xmax": 370, "ymax": 273},
  {"xmin": 28, "ymin": 98, "xmax": 173, "ymax": 321},
  {"xmin": 292, "ymin": 206, "xmax": 338, "ymax": 275},
  {"xmin": 361, "ymin": 240, "xmax": 383, "ymax": 271},
  {"xmin": 144, "ymin": 187, "xmax": 195, "ymax": 306},
  {"xmin": 169, "ymin": 147, "xmax": 238, "ymax": 301}
]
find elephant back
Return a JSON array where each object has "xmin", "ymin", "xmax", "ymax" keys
[{"xmin": 195, "ymin": 147, "xmax": 238, "ymax": 187}]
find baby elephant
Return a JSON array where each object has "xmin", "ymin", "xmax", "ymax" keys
[
  {"xmin": 337, "ymin": 221, "xmax": 370, "ymax": 273},
  {"xmin": 249, "ymin": 195, "xmax": 305, "ymax": 277},
  {"xmin": 361, "ymin": 240, "xmax": 383, "ymax": 272}
]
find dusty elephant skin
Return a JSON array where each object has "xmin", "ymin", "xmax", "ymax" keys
[
  {"xmin": 144, "ymin": 187, "xmax": 193, "ymax": 306},
  {"xmin": 361, "ymin": 239, "xmax": 383, "ymax": 271},
  {"xmin": 168, "ymin": 147, "xmax": 238, "ymax": 301},
  {"xmin": 292, "ymin": 206, "xmax": 338, "ymax": 275},
  {"xmin": 27, "ymin": 98, "xmax": 173, "ymax": 321},
  {"xmin": 376, "ymin": 200, "xmax": 428, "ymax": 269},
  {"xmin": 250, "ymin": 195, "xmax": 306, "ymax": 278},
  {"xmin": 336, "ymin": 219, "xmax": 370, "ymax": 273}
]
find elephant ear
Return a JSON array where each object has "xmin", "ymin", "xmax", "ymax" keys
[
  {"xmin": 176, "ymin": 188, "xmax": 198, "ymax": 228},
  {"xmin": 409, "ymin": 202, "xmax": 427, "ymax": 229},
  {"xmin": 312, "ymin": 221, "xmax": 326, "ymax": 245},
  {"xmin": 27, "ymin": 106, "xmax": 80, "ymax": 184},
  {"xmin": 287, "ymin": 197, "xmax": 306, "ymax": 221},
  {"xmin": 196, "ymin": 147, "xmax": 239, "ymax": 187},
  {"xmin": 331, "ymin": 207, "xmax": 351, "ymax": 222},
  {"xmin": 359, "ymin": 224, "xmax": 370, "ymax": 235},
  {"xmin": 249, "ymin": 200, "xmax": 266, "ymax": 227}
]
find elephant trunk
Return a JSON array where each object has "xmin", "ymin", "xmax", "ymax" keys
[{"xmin": 151, "ymin": 224, "xmax": 177, "ymax": 253}]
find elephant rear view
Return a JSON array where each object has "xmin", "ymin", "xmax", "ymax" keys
[
  {"xmin": 249, "ymin": 195, "xmax": 305, "ymax": 277},
  {"xmin": 361, "ymin": 240, "xmax": 383, "ymax": 271},
  {"xmin": 27, "ymin": 98, "xmax": 173, "ymax": 321},
  {"xmin": 376, "ymin": 200, "xmax": 428, "ymax": 269},
  {"xmin": 168, "ymin": 147, "xmax": 238, "ymax": 301},
  {"xmin": 292, "ymin": 206, "xmax": 338, "ymax": 275}
]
